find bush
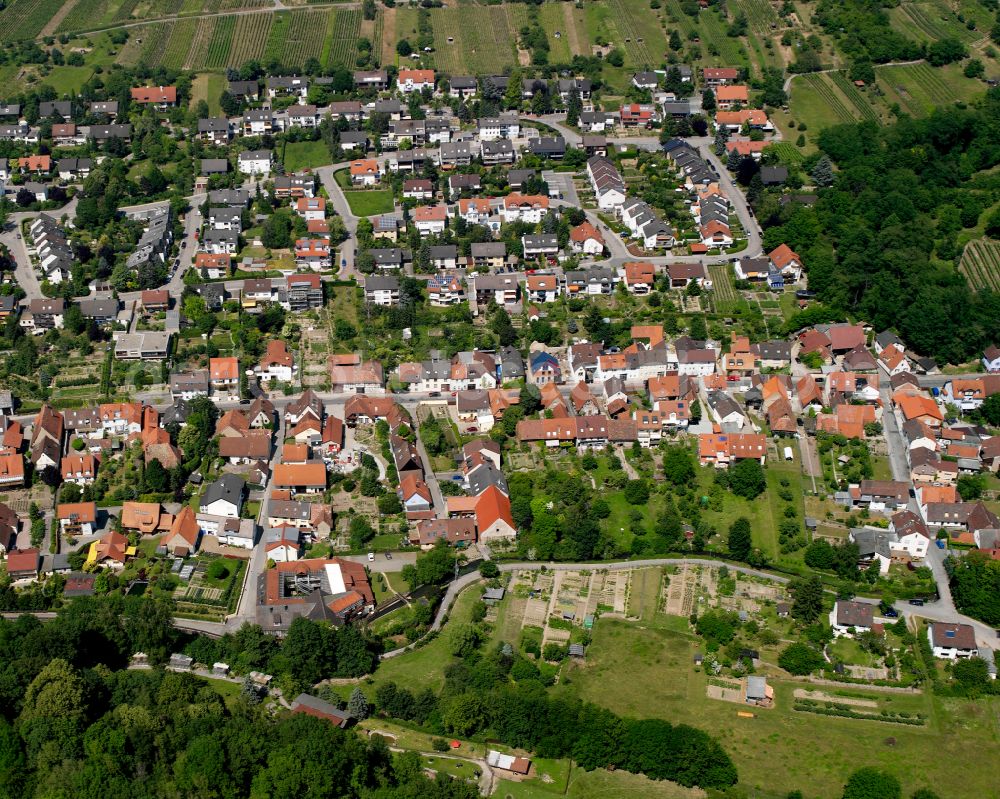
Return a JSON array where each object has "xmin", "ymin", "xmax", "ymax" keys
[
  {"xmin": 480, "ymin": 562, "xmax": 500, "ymax": 579},
  {"xmin": 207, "ymin": 559, "xmax": 231, "ymax": 580},
  {"xmin": 778, "ymin": 642, "xmax": 824, "ymax": 675},
  {"xmin": 431, "ymin": 737, "xmax": 449, "ymax": 752}
]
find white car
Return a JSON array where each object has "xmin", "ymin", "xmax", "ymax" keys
[{"xmin": 367, "ymin": 552, "xmax": 375, "ymax": 562}]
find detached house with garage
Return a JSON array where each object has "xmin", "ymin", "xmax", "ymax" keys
[
  {"xmin": 928, "ymin": 622, "xmax": 978, "ymax": 660},
  {"xmin": 829, "ymin": 600, "xmax": 873, "ymax": 638}
]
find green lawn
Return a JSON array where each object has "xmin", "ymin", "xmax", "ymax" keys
[
  {"xmin": 366, "ymin": 585, "xmax": 482, "ymax": 693},
  {"xmin": 343, "ymin": 189, "xmax": 394, "ymax": 217},
  {"xmin": 565, "ymin": 617, "xmax": 1000, "ymax": 799},
  {"xmin": 500, "ymin": 766, "xmax": 702, "ymax": 799},
  {"xmin": 283, "ymin": 140, "xmax": 332, "ymax": 172}
]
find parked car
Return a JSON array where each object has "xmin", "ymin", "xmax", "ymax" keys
[
  {"xmin": 908, "ymin": 599, "xmax": 924, "ymax": 606},
  {"xmin": 367, "ymin": 552, "xmax": 375, "ymax": 562},
  {"xmin": 882, "ymin": 608, "xmax": 899, "ymax": 618},
  {"xmin": 385, "ymin": 552, "xmax": 392, "ymax": 560}
]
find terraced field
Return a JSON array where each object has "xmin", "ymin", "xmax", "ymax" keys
[
  {"xmin": 960, "ymin": 239, "xmax": 1000, "ymax": 291},
  {"xmin": 0, "ymin": 0, "xmax": 67, "ymax": 42}
]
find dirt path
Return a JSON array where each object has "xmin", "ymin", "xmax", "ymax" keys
[
  {"xmin": 41, "ymin": 0, "xmax": 80, "ymax": 36},
  {"xmin": 563, "ymin": 2, "xmax": 583, "ymax": 56},
  {"xmin": 793, "ymin": 688, "xmax": 877, "ymax": 708}
]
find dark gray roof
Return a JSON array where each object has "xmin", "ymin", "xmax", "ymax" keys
[{"xmin": 200, "ymin": 474, "xmax": 245, "ymax": 510}]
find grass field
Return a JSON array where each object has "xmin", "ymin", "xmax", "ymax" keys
[
  {"xmin": 566, "ymin": 616, "xmax": 1000, "ymax": 799},
  {"xmin": 366, "ymin": 586, "xmax": 481, "ymax": 692},
  {"xmin": 343, "ymin": 189, "xmax": 394, "ymax": 217},
  {"xmin": 190, "ymin": 72, "xmax": 225, "ymax": 115},
  {"xmin": 960, "ymin": 239, "xmax": 1000, "ymax": 291},
  {"xmin": 282, "ymin": 140, "xmax": 331, "ymax": 172}
]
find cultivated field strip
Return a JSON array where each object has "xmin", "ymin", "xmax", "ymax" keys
[
  {"xmin": 184, "ymin": 16, "xmax": 217, "ymax": 70},
  {"xmin": 326, "ymin": 8, "xmax": 362, "ymax": 69},
  {"xmin": 204, "ymin": 15, "xmax": 235, "ymax": 68},
  {"xmin": 160, "ymin": 18, "xmax": 197, "ymax": 71},
  {"xmin": 828, "ymin": 71, "xmax": 879, "ymax": 121},
  {"xmin": 227, "ymin": 12, "xmax": 273, "ymax": 67}
]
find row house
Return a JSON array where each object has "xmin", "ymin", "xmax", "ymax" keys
[
  {"xmin": 516, "ymin": 416, "xmax": 638, "ymax": 450},
  {"xmin": 481, "ymin": 139, "xmax": 516, "ymax": 165},
  {"xmin": 569, "ymin": 222, "xmax": 605, "ymax": 255},
  {"xmin": 522, "ymin": 234, "xmax": 559, "ymax": 260},
  {"xmin": 587, "ymin": 156, "xmax": 626, "ymax": 211},
  {"xmin": 198, "ymin": 117, "xmax": 231, "ymax": 144},
  {"xmin": 267, "ymin": 75, "xmax": 309, "ymax": 99},
  {"xmin": 470, "ymin": 241, "xmax": 507, "ymax": 271},
  {"xmin": 620, "ymin": 197, "xmax": 674, "ymax": 250},
  {"xmin": 397, "ymin": 69, "xmax": 435, "ymax": 94},
  {"xmin": 285, "ymin": 273, "xmax": 324, "ymax": 311}
]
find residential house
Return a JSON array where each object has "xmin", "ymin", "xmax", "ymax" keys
[{"xmin": 829, "ymin": 599, "xmax": 873, "ymax": 638}]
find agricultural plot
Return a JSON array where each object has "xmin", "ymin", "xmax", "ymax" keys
[
  {"xmin": 262, "ymin": 12, "xmax": 290, "ymax": 65},
  {"xmin": 766, "ymin": 142, "xmax": 805, "ymax": 164},
  {"xmin": 960, "ymin": 239, "xmax": 1000, "ymax": 292},
  {"xmin": 796, "ymin": 73, "xmax": 856, "ymax": 125},
  {"xmin": 431, "ymin": 6, "xmax": 518, "ymax": 74},
  {"xmin": 538, "ymin": 3, "xmax": 573, "ymax": 64},
  {"xmin": 204, "ymin": 15, "xmax": 235, "ymax": 68},
  {"xmin": 890, "ymin": 1, "xmax": 983, "ymax": 44},
  {"xmin": 183, "ymin": 17, "xmax": 218, "ymax": 70},
  {"xmin": 325, "ymin": 8, "xmax": 362, "ymax": 69},
  {"xmin": 828, "ymin": 71, "xmax": 880, "ymax": 121},
  {"xmin": 696, "ymin": 6, "xmax": 751, "ymax": 68},
  {"xmin": 57, "ymin": 0, "xmax": 130, "ymax": 33},
  {"xmin": 608, "ymin": 0, "xmax": 670, "ymax": 68},
  {"xmin": 117, "ymin": 21, "xmax": 173, "ymax": 66},
  {"xmin": 276, "ymin": 10, "xmax": 329, "ymax": 67},
  {"xmin": 160, "ymin": 19, "xmax": 197, "ymax": 71},
  {"xmin": 227, "ymin": 12, "xmax": 273, "ymax": 68},
  {"xmin": 0, "ymin": 0, "xmax": 67, "ymax": 42},
  {"xmin": 876, "ymin": 62, "xmax": 966, "ymax": 116},
  {"xmin": 734, "ymin": 0, "xmax": 778, "ymax": 35}
]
